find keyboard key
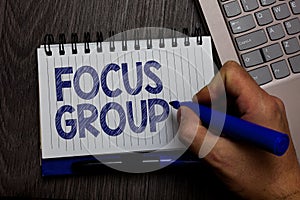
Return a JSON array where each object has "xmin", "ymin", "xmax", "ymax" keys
[
  {"xmin": 261, "ymin": 43, "xmax": 283, "ymax": 61},
  {"xmin": 259, "ymin": 0, "xmax": 276, "ymax": 6},
  {"xmin": 235, "ymin": 29, "xmax": 267, "ymax": 51},
  {"xmin": 267, "ymin": 24, "xmax": 285, "ymax": 41},
  {"xmin": 255, "ymin": 8, "xmax": 273, "ymax": 26},
  {"xmin": 223, "ymin": 1, "xmax": 242, "ymax": 17},
  {"xmin": 282, "ymin": 37, "xmax": 300, "ymax": 54},
  {"xmin": 288, "ymin": 54, "xmax": 300, "ymax": 73},
  {"xmin": 271, "ymin": 60, "xmax": 290, "ymax": 79},
  {"xmin": 241, "ymin": 0, "xmax": 259, "ymax": 12},
  {"xmin": 290, "ymin": 0, "xmax": 300, "ymax": 14},
  {"xmin": 272, "ymin": 4, "xmax": 291, "ymax": 20},
  {"xmin": 284, "ymin": 18, "xmax": 300, "ymax": 35},
  {"xmin": 241, "ymin": 50, "xmax": 264, "ymax": 67},
  {"xmin": 229, "ymin": 15, "xmax": 256, "ymax": 34},
  {"xmin": 248, "ymin": 66, "xmax": 272, "ymax": 85}
]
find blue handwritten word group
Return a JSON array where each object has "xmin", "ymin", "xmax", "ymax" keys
[{"xmin": 54, "ymin": 60, "xmax": 170, "ymax": 140}]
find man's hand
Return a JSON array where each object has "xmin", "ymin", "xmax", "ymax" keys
[{"xmin": 177, "ymin": 61, "xmax": 300, "ymax": 199}]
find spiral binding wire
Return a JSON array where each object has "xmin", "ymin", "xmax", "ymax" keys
[
  {"xmin": 71, "ymin": 33, "xmax": 78, "ymax": 54},
  {"xmin": 96, "ymin": 32, "xmax": 103, "ymax": 53},
  {"xmin": 146, "ymin": 29, "xmax": 152, "ymax": 49},
  {"xmin": 58, "ymin": 34, "xmax": 66, "ymax": 55},
  {"xmin": 134, "ymin": 30, "xmax": 140, "ymax": 50},
  {"xmin": 159, "ymin": 29, "xmax": 165, "ymax": 48},
  {"xmin": 43, "ymin": 27, "xmax": 203, "ymax": 56},
  {"xmin": 183, "ymin": 28, "xmax": 190, "ymax": 46},
  {"xmin": 44, "ymin": 34, "xmax": 54, "ymax": 56},
  {"xmin": 84, "ymin": 32, "xmax": 91, "ymax": 54},
  {"xmin": 109, "ymin": 31, "xmax": 115, "ymax": 52},
  {"xmin": 195, "ymin": 27, "xmax": 203, "ymax": 45},
  {"xmin": 172, "ymin": 28, "xmax": 177, "ymax": 47},
  {"xmin": 121, "ymin": 31, "xmax": 127, "ymax": 51}
]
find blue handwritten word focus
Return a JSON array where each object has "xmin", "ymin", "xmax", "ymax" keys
[{"xmin": 54, "ymin": 61, "xmax": 170, "ymax": 139}]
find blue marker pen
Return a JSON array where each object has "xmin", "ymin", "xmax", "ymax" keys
[{"xmin": 169, "ymin": 101, "xmax": 289, "ymax": 156}]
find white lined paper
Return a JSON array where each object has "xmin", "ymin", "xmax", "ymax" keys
[{"xmin": 37, "ymin": 37, "xmax": 214, "ymax": 159}]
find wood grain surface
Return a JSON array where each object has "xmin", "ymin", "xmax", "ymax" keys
[{"xmin": 0, "ymin": 0, "xmax": 240, "ymax": 199}]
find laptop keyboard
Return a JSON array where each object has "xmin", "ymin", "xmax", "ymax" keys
[{"xmin": 218, "ymin": 0, "xmax": 300, "ymax": 85}]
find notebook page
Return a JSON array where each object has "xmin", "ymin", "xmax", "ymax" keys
[{"xmin": 37, "ymin": 36, "xmax": 214, "ymax": 159}]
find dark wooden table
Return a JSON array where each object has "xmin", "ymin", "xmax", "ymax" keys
[{"xmin": 0, "ymin": 0, "xmax": 240, "ymax": 199}]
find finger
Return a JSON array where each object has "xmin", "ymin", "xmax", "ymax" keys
[
  {"xmin": 193, "ymin": 61, "xmax": 269, "ymax": 116},
  {"xmin": 177, "ymin": 107, "xmax": 226, "ymax": 161},
  {"xmin": 177, "ymin": 106, "xmax": 219, "ymax": 156},
  {"xmin": 177, "ymin": 106, "xmax": 203, "ymax": 148},
  {"xmin": 177, "ymin": 106, "xmax": 253, "ymax": 170}
]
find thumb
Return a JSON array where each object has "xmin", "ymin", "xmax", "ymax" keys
[
  {"xmin": 177, "ymin": 106, "xmax": 201, "ymax": 147},
  {"xmin": 177, "ymin": 106, "xmax": 219, "ymax": 157},
  {"xmin": 177, "ymin": 107, "xmax": 237, "ymax": 162}
]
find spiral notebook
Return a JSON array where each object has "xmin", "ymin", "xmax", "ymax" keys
[{"xmin": 37, "ymin": 29, "xmax": 214, "ymax": 175}]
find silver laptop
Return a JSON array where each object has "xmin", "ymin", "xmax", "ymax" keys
[{"xmin": 197, "ymin": 0, "xmax": 300, "ymax": 161}]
